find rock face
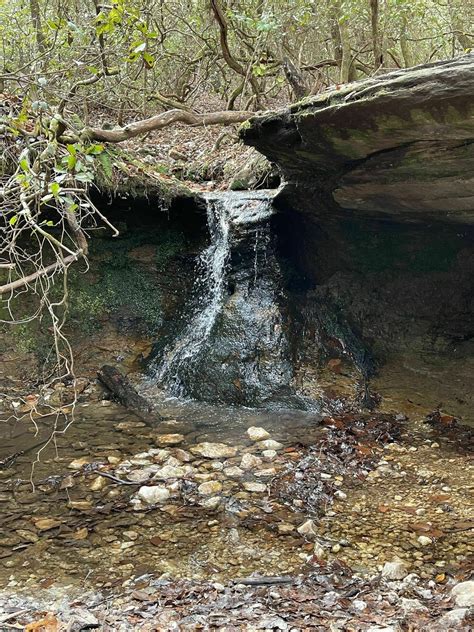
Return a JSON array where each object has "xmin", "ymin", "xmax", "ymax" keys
[
  {"xmin": 242, "ymin": 55, "xmax": 474, "ymax": 224},
  {"xmin": 240, "ymin": 55, "xmax": 474, "ymax": 410}
]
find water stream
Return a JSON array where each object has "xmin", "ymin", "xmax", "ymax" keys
[
  {"xmin": 155, "ymin": 195, "xmax": 231, "ymax": 395},
  {"xmin": 152, "ymin": 191, "xmax": 281, "ymax": 403}
]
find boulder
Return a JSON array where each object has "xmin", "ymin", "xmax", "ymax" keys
[{"xmin": 242, "ymin": 55, "xmax": 474, "ymax": 224}]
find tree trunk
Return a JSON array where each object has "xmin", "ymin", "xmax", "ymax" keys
[
  {"xmin": 448, "ymin": 0, "xmax": 472, "ymax": 51},
  {"xmin": 370, "ymin": 0, "xmax": 382, "ymax": 70},
  {"xmin": 400, "ymin": 16, "xmax": 414, "ymax": 68},
  {"xmin": 282, "ymin": 58, "xmax": 309, "ymax": 99},
  {"xmin": 331, "ymin": 1, "xmax": 352, "ymax": 83},
  {"xmin": 29, "ymin": 0, "xmax": 45, "ymax": 55}
]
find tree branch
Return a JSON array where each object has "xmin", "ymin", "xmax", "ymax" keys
[
  {"xmin": 0, "ymin": 253, "xmax": 81, "ymax": 295},
  {"xmin": 81, "ymin": 108, "xmax": 253, "ymax": 142}
]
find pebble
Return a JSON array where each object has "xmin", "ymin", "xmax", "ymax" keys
[
  {"xmin": 68, "ymin": 457, "xmax": 91, "ymax": 470},
  {"xmin": 297, "ymin": 519, "xmax": 317, "ymax": 537},
  {"xmin": 451, "ymin": 581, "xmax": 474, "ymax": 607},
  {"xmin": 223, "ymin": 466, "xmax": 244, "ymax": 478},
  {"xmin": 277, "ymin": 523, "xmax": 295, "ymax": 534},
  {"xmin": 418, "ymin": 536, "xmax": 432, "ymax": 546},
  {"xmin": 381, "ymin": 561, "xmax": 408, "ymax": 580},
  {"xmin": 199, "ymin": 496, "xmax": 221, "ymax": 509},
  {"xmin": 246, "ymin": 426, "xmax": 270, "ymax": 441},
  {"xmin": 262, "ymin": 449, "xmax": 277, "ymax": 462},
  {"xmin": 257, "ymin": 440, "xmax": 283, "ymax": 451},
  {"xmin": 191, "ymin": 442, "xmax": 238, "ymax": 459},
  {"xmin": 241, "ymin": 453, "xmax": 262, "ymax": 470},
  {"xmin": 255, "ymin": 467, "xmax": 277, "ymax": 478},
  {"xmin": 90, "ymin": 476, "xmax": 107, "ymax": 491},
  {"xmin": 198, "ymin": 481, "xmax": 223, "ymax": 495},
  {"xmin": 334, "ymin": 490, "xmax": 347, "ymax": 500},
  {"xmin": 155, "ymin": 433, "xmax": 185, "ymax": 447},
  {"xmin": 33, "ymin": 518, "xmax": 62, "ymax": 532},
  {"xmin": 243, "ymin": 482, "xmax": 267, "ymax": 493},
  {"xmin": 153, "ymin": 465, "xmax": 186, "ymax": 480},
  {"xmin": 136, "ymin": 486, "xmax": 170, "ymax": 504}
]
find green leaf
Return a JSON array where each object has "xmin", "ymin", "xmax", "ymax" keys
[
  {"xmin": 143, "ymin": 52, "xmax": 155, "ymax": 67},
  {"xmin": 9, "ymin": 215, "xmax": 18, "ymax": 226},
  {"xmin": 67, "ymin": 154, "xmax": 77, "ymax": 170},
  {"xmin": 19, "ymin": 158, "xmax": 29, "ymax": 171},
  {"xmin": 66, "ymin": 144, "xmax": 77, "ymax": 156},
  {"xmin": 50, "ymin": 182, "xmax": 61, "ymax": 196},
  {"xmin": 85, "ymin": 143, "xmax": 104, "ymax": 155}
]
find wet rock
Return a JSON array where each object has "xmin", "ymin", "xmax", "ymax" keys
[
  {"xmin": 137, "ymin": 485, "xmax": 170, "ymax": 504},
  {"xmin": 68, "ymin": 500, "xmax": 93, "ymax": 511},
  {"xmin": 155, "ymin": 433, "xmax": 185, "ymax": 447},
  {"xmin": 241, "ymin": 453, "xmax": 262, "ymax": 470},
  {"xmin": 243, "ymin": 482, "xmax": 267, "ymax": 493},
  {"xmin": 190, "ymin": 442, "xmax": 238, "ymax": 459},
  {"xmin": 33, "ymin": 518, "xmax": 62, "ymax": 531},
  {"xmin": 255, "ymin": 467, "xmax": 277, "ymax": 478},
  {"xmin": 16, "ymin": 529, "xmax": 39, "ymax": 543},
  {"xmin": 257, "ymin": 439, "xmax": 283, "ymax": 451},
  {"xmin": 262, "ymin": 449, "xmax": 277, "ymax": 462},
  {"xmin": 68, "ymin": 457, "xmax": 91, "ymax": 470},
  {"xmin": 382, "ymin": 561, "xmax": 408, "ymax": 580},
  {"xmin": 451, "ymin": 581, "xmax": 474, "ymax": 607},
  {"xmin": 199, "ymin": 496, "xmax": 221, "ymax": 509},
  {"xmin": 436, "ymin": 608, "xmax": 468, "ymax": 628},
  {"xmin": 198, "ymin": 481, "xmax": 223, "ymax": 495},
  {"xmin": 127, "ymin": 467, "xmax": 157, "ymax": 483},
  {"xmin": 247, "ymin": 426, "xmax": 270, "ymax": 441},
  {"xmin": 173, "ymin": 448, "xmax": 193, "ymax": 462},
  {"xmin": 153, "ymin": 465, "xmax": 186, "ymax": 480},
  {"xmin": 297, "ymin": 519, "xmax": 318, "ymax": 537},
  {"xmin": 400, "ymin": 598, "xmax": 428, "ymax": 614},
  {"xmin": 90, "ymin": 476, "xmax": 107, "ymax": 491},
  {"xmin": 224, "ymin": 466, "xmax": 244, "ymax": 478}
]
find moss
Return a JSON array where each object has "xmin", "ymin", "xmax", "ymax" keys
[{"xmin": 93, "ymin": 146, "xmax": 195, "ymax": 204}]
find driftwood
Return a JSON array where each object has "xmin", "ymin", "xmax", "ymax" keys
[{"xmin": 97, "ymin": 364, "xmax": 162, "ymax": 423}]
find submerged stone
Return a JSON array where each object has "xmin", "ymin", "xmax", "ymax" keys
[
  {"xmin": 247, "ymin": 426, "xmax": 270, "ymax": 441},
  {"xmin": 136, "ymin": 485, "xmax": 170, "ymax": 504},
  {"xmin": 190, "ymin": 443, "xmax": 238, "ymax": 459},
  {"xmin": 381, "ymin": 561, "xmax": 408, "ymax": 580}
]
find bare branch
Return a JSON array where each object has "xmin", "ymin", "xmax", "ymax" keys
[{"xmin": 82, "ymin": 108, "xmax": 253, "ymax": 142}]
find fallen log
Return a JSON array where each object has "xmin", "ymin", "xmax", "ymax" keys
[{"xmin": 97, "ymin": 365, "xmax": 162, "ymax": 423}]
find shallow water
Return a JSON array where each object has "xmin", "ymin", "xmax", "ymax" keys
[{"xmin": 0, "ymin": 355, "xmax": 472, "ymax": 594}]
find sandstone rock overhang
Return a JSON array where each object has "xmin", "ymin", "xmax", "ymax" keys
[{"xmin": 241, "ymin": 54, "xmax": 474, "ymax": 223}]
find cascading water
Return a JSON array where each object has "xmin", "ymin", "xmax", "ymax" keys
[
  {"xmin": 151, "ymin": 190, "xmax": 293, "ymax": 404},
  {"xmin": 155, "ymin": 195, "xmax": 231, "ymax": 395}
]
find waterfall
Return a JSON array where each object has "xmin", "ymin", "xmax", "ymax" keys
[
  {"xmin": 155, "ymin": 195, "xmax": 231, "ymax": 394},
  {"xmin": 154, "ymin": 191, "xmax": 276, "ymax": 398}
]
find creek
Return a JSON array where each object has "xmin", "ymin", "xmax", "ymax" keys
[{"xmin": 0, "ymin": 192, "xmax": 474, "ymax": 624}]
